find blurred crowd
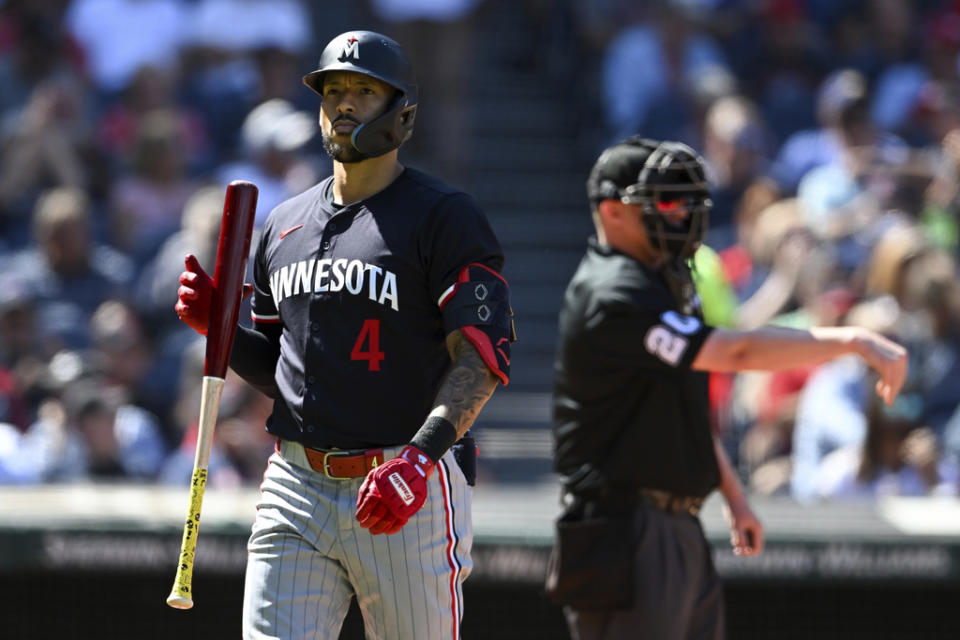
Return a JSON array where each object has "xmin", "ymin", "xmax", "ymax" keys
[
  {"xmin": 2, "ymin": 0, "xmax": 960, "ymax": 504},
  {"xmin": 0, "ymin": 0, "xmax": 332, "ymax": 487}
]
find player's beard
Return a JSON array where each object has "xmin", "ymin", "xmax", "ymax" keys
[{"xmin": 322, "ymin": 132, "xmax": 366, "ymax": 164}]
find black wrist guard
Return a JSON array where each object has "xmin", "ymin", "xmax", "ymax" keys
[{"xmin": 410, "ymin": 416, "xmax": 458, "ymax": 464}]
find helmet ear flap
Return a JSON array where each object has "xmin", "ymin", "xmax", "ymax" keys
[{"xmin": 351, "ymin": 93, "xmax": 418, "ymax": 156}]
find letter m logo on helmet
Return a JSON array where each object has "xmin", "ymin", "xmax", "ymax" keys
[{"xmin": 340, "ymin": 36, "xmax": 359, "ymax": 61}]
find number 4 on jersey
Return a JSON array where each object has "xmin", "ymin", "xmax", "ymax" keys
[{"xmin": 351, "ymin": 319, "xmax": 385, "ymax": 371}]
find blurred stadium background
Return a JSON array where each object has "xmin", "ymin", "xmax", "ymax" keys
[{"xmin": 3, "ymin": 0, "xmax": 960, "ymax": 638}]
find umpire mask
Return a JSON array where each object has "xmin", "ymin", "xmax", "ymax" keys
[{"xmin": 621, "ymin": 141, "xmax": 711, "ymax": 261}]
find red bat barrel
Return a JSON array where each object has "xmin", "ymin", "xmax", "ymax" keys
[{"xmin": 204, "ymin": 181, "xmax": 258, "ymax": 378}]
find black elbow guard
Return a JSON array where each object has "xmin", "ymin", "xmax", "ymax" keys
[{"xmin": 439, "ymin": 263, "xmax": 516, "ymax": 385}]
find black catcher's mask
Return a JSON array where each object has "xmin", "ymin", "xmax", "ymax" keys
[{"xmin": 621, "ymin": 141, "xmax": 711, "ymax": 261}]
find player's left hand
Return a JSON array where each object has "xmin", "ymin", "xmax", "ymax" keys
[{"xmin": 356, "ymin": 445, "xmax": 434, "ymax": 535}]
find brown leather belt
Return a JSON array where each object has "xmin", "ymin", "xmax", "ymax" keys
[
  {"xmin": 289, "ymin": 442, "xmax": 391, "ymax": 479},
  {"xmin": 638, "ymin": 488, "xmax": 704, "ymax": 516}
]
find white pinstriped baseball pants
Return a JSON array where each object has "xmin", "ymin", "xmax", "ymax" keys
[{"xmin": 242, "ymin": 442, "xmax": 473, "ymax": 640}]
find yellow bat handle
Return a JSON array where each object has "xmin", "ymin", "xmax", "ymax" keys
[
  {"xmin": 167, "ymin": 467, "xmax": 208, "ymax": 609},
  {"xmin": 167, "ymin": 375, "xmax": 224, "ymax": 610}
]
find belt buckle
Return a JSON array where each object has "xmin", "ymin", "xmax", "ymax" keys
[{"xmin": 322, "ymin": 450, "xmax": 351, "ymax": 480}]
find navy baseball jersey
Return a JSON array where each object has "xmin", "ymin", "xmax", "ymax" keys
[{"xmin": 248, "ymin": 168, "xmax": 503, "ymax": 449}]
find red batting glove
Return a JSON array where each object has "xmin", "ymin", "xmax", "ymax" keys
[
  {"xmin": 356, "ymin": 445, "xmax": 434, "ymax": 535},
  {"xmin": 175, "ymin": 254, "xmax": 252, "ymax": 336}
]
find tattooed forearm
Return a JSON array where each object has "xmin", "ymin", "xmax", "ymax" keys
[{"xmin": 430, "ymin": 330, "xmax": 499, "ymax": 437}]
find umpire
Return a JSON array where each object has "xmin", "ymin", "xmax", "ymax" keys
[{"xmin": 547, "ymin": 137, "xmax": 908, "ymax": 640}]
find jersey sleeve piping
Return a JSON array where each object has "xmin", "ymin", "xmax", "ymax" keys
[
  {"xmin": 437, "ymin": 284, "xmax": 456, "ymax": 307},
  {"xmin": 251, "ymin": 311, "xmax": 281, "ymax": 323}
]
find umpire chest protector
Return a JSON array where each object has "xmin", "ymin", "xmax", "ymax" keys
[{"xmin": 552, "ymin": 240, "xmax": 720, "ymax": 498}]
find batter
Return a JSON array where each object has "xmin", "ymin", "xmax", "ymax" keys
[{"xmin": 176, "ymin": 30, "xmax": 513, "ymax": 640}]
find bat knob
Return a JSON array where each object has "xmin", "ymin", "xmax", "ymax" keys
[{"xmin": 166, "ymin": 592, "xmax": 195, "ymax": 610}]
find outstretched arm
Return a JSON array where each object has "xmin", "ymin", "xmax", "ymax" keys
[{"xmin": 693, "ymin": 325, "xmax": 907, "ymax": 405}]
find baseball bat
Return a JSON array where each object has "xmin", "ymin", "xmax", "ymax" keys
[{"xmin": 167, "ymin": 181, "xmax": 258, "ymax": 610}]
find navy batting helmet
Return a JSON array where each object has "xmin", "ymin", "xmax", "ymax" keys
[{"xmin": 302, "ymin": 31, "xmax": 417, "ymax": 158}]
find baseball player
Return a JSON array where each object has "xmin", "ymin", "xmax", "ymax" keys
[
  {"xmin": 175, "ymin": 31, "xmax": 514, "ymax": 640},
  {"xmin": 546, "ymin": 137, "xmax": 907, "ymax": 639}
]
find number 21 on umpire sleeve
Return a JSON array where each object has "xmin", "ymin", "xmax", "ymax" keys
[
  {"xmin": 644, "ymin": 326, "xmax": 688, "ymax": 366},
  {"xmin": 351, "ymin": 319, "xmax": 385, "ymax": 371}
]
